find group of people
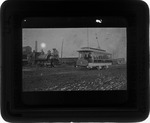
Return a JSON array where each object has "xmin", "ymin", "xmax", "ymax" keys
[
  {"xmin": 47, "ymin": 48, "xmax": 59, "ymax": 67},
  {"xmin": 80, "ymin": 52, "xmax": 92, "ymax": 62},
  {"xmin": 27, "ymin": 48, "xmax": 59, "ymax": 67}
]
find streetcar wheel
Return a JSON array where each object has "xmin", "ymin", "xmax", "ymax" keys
[{"xmin": 97, "ymin": 66, "xmax": 101, "ymax": 70}]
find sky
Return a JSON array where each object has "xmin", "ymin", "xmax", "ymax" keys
[{"xmin": 23, "ymin": 28, "xmax": 126, "ymax": 59}]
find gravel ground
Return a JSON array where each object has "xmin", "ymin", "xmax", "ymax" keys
[{"xmin": 22, "ymin": 64, "xmax": 127, "ymax": 91}]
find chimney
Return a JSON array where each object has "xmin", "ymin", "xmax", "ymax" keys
[{"xmin": 35, "ymin": 41, "xmax": 37, "ymax": 52}]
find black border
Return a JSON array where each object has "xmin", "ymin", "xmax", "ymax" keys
[
  {"xmin": 21, "ymin": 17, "xmax": 128, "ymax": 107},
  {"xmin": 1, "ymin": 0, "xmax": 149, "ymax": 122}
]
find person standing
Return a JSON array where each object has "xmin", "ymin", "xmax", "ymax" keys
[{"xmin": 52, "ymin": 48, "xmax": 59, "ymax": 65}]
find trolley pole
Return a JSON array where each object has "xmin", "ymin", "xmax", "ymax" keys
[
  {"xmin": 87, "ymin": 28, "xmax": 89, "ymax": 47},
  {"xmin": 96, "ymin": 33, "xmax": 100, "ymax": 49}
]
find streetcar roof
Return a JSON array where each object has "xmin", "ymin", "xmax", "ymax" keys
[
  {"xmin": 81, "ymin": 47, "xmax": 106, "ymax": 52},
  {"xmin": 77, "ymin": 47, "xmax": 112, "ymax": 55}
]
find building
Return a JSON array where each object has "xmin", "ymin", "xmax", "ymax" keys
[
  {"xmin": 22, "ymin": 46, "xmax": 32, "ymax": 65},
  {"xmin": 23, "ymin": 46, "xmax": 32, "ymax": 55}
]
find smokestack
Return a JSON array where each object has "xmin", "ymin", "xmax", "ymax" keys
[{"xmin": 35, "ymin": 41, "xmax": 37, "ymax": 52}]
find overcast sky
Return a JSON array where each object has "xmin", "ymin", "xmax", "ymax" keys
[{"xmin": 23, "ymin": 28, "xmax": 126, "ymax": 59}]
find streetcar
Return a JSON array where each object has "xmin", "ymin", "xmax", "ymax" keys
[{"xmin": 76, "ymin": 47, "xmax": 112, "ymax": 69}]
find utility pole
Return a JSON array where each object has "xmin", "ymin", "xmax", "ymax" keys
[
  {"xmin": 35, "ymin": 41, "xmax": 38, "ymax": 52},
  {"xmin": 61, "ymin": 39, "xmax": 64, "ymax": 59}
]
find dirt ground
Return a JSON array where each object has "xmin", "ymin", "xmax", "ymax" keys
[{"xmin": 22, "ymin": 64, "xmax": 127, "ymax": 91}]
